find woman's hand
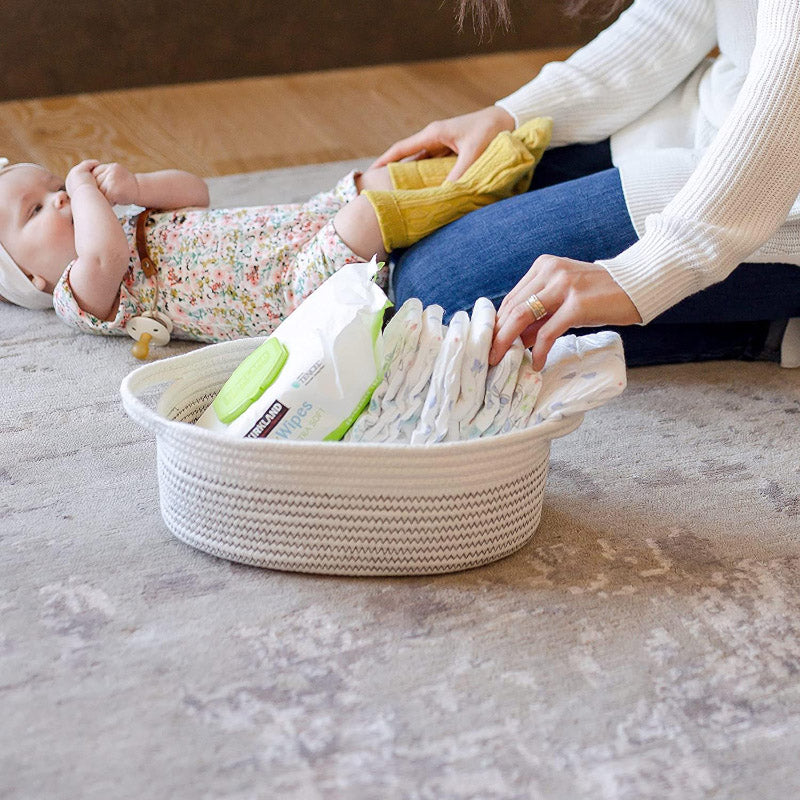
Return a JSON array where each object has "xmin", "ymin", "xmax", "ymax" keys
[
  {"xmin": 370, "ymin": 105, "xmax": 516, "ymax": 182},
  {"xmin": 91, "ymin": 162, "xmax": 140, "ymax": 206},
  {"xmin": 490, "ymin": 255, "xmax": 642, "ymax": 370}
]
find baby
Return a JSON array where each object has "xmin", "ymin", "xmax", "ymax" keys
[{"xmin": 0, "ymin": 118, "xmax": 551, "ymax": 349}]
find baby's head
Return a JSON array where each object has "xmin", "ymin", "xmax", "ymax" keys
[{"xmin": 0, "ymin": 158, "xmax": 76, "ymax": 309}]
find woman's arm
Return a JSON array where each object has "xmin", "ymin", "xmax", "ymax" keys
[
  {"xmin": 91, "ymin": 163, "xmax": 210, "ymax": 209},
  {"xmin": 491, "ymin": 0, "xmax": 800, "ymax": 368},
  {"xmin": 598, "ymin": 0, "xmax": 800, "ymax": 323},
  {"xmin": 497, "ymin": 0, "xmax": 717, "ymax": 146}
]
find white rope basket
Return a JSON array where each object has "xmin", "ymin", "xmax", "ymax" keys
[{"xmin": 120, "ymin": 337, "xmax": 585, "ymax": 576}]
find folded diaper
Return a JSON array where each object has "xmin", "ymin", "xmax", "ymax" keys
[
  {"xmin": 348, "ymin": 303, "xmax": 445, "ymax": 443},
  {"xmin": 346, "ymin": 297, "xmax": 423, "ymax": 442},
  {"xmin": 461, "ymin": 337, "xmax": 525, "ymax": 440},
  {"xmin": 410, "ymin": 309, "xmax": 470, "ymax": 445},
  {"xmin": 344, "ymin": 300, "xmax": 627, "ymax": 444},
  {"xmin": 529, "ymin": 331, "xmax": 627, "ymax": 427},
  {"xmin": 395, "ymin": 304, "xmax": 446, "ymax": 442},
  {"xmin": 498, "ymin": 350, "xmax": 543, "ymax": 435},
  {"xmin": 446, "ymin": 296, "xmax": 496, "ymax": 440}
]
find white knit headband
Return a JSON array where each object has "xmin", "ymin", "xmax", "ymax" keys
[{"xmin": 0, "ymin": 158, "xmax": 56, "ymax": 310}]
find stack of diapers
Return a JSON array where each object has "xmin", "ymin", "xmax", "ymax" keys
[
  {"xmin": 344, "ymin": 298, "xmax": 625, "ymax": 444},
  {"xmin": 344, "ymin": 297, "xmax": 544, "ymax": 443}
]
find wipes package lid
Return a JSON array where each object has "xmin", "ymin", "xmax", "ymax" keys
[{"xmin": 196, "ymin": 258, "xmax": 391, "ymax": 441}]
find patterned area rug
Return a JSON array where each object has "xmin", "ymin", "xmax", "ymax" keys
[{"xmin": 2, "ymin": 161, "xmax": 800, "ymax": 799}]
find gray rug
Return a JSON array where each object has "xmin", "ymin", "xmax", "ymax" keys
[{"xmin": 2, "ymin": 161, "xmax": 800, "ymax": 800}]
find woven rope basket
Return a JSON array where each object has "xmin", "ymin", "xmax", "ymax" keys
[{"xmin": 120, "ymin": 337, "xmax": 584, "ymax": 576}]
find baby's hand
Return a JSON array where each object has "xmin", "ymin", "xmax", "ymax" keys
[
  {"xmin": 91, "ymin": 162, "xmax": 140, "ymax": 206},
  {"xmin": 65, "ymin": 159, "xmax": 101, "ymax": 197}
]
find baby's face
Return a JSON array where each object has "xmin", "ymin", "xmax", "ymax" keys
[{"xmin": 0, "ymin": 165, "xmax": 77, "ymax": 292}]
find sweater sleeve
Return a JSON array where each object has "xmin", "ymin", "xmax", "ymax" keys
[
  {"xmin": 495, "ymin": 0, "xmax": 717, "ymax": 146},
  {"xmin": 597, "ymin": 0, "xmax": 800, "ymax": 324}
]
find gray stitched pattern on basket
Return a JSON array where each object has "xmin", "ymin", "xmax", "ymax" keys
[{"xmin": 121, "ymin": 336, "xmax": 594, "ymax": 576}]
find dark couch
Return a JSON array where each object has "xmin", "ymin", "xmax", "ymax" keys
[{"xmin": 0, "ymin": 0, "xmax": 617, "ymax": 100}]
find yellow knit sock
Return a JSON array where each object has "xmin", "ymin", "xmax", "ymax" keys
[
  {"xmin": 512, "ymin": 117, "xmax": 553, "ymax": 164},
  {"xmin": 364, "ymin": 123, "xmax": 551, "ymax": 252},
  {"xmin": 385, "ymin": 117, "xmax": 551, "ymax": 190},
  {"xmin": 387, "ymin": 157, "xmax": 456, "ymax": 190}
]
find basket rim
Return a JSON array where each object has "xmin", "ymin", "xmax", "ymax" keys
[
  {"xmin": 134, "ymin": 399, "xmax": 583, "ymax": 452},
  {"xmin": 120, "ymin": 334, "xmax": 585, "ymax": 452}
]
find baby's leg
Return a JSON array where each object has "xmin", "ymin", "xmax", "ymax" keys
[
  {"xmin": 326, "ymin": 168, "xmax": 396, "ymax": 260},
  {"xmin": 380, "ymin": 117, "xmax": 552, "ymax": 191},
  {"xmin": 290, "ymin": 168, "xmax": 394, "ymax": 266},
  {"xmin": 333, "ymin": 118, "xmax": 553, "ymax": 260},
  {"xmin": 362, "ymin": 117, "xmax": 552, "ymax": 253},
  {"xmin": 388, "ymin": 156, "xmax": 458, "ymax": 190},
  {"xmin": 356, "ymin": 160, "xmax": 456, "ymax": 193},
  {"xmin": 333, "ymin": 195, "xmax": 388, "ymax": 261}
]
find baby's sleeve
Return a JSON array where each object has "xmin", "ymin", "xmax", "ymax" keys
[{"xmin": 52, "ymin": 262, "xmax": 138, "ymax": 336}]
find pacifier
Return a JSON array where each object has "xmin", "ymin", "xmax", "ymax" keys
[{"xmin": 126, "ymin": 312, "xmax": 173, "ymax": 360}]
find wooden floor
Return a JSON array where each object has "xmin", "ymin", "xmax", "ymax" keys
[{"xmin": 0, "ymin": 48, "xmax": 573, "ymax": 179}]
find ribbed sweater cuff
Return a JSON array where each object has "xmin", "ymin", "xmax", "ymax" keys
[
  {"xmin": 496, "ymin": 82, "xmax": 568, "ymax": 141},
  {"xmin": 596, "ymin": 234, "xmax": 707, "ymax": 324}
]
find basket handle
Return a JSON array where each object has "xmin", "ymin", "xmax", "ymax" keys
[
  {"xmin": 120, "ymin": 337, "xmax": 267, "ymax": 433},
  {"xmin": 119, "ymin": 348, "xmax": 205, "ymax": 433}
]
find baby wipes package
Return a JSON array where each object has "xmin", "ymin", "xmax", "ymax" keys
[{"xmin": 196, "ymin": 258, "xmax": 390, "ymax": 441}]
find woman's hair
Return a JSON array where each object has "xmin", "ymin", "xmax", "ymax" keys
[
  {"xmin": 456, "ymin": 0, "xmax": 629, "ymax": 34},
  {"xmin": 564, "ymin": 0, "xmax": 629, "ymax": 17}
]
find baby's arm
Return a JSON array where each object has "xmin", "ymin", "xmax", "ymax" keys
[
  {"xmin": 92, "ymin": 162, "xmax": 210, "ymax": 209},
  {"xmin": 65, "ymin": 160, "xmax": 134, "ymax": 320}
]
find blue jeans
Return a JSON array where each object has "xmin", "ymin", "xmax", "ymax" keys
[{"xmin": 392, "ymin": 140, "xmax": 800, "ymax": 365}]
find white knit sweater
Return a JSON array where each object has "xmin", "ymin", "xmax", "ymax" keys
[{"xmin": 496, "ymin": 0, "xmax": 800, "ymax": 365}]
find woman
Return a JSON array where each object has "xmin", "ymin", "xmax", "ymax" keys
[{"xmin": 373, "ymin": 0, "xmax": 800, "ymax": 371}]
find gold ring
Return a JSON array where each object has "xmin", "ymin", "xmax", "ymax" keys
[{"xmin": 524, "ymin": 293, "xmax": 548, "ymax": 321}]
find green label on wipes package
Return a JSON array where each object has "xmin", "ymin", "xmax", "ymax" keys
[{"xmin": 213, "ymin": 337, "xmax": 289, "ymax": 424}]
